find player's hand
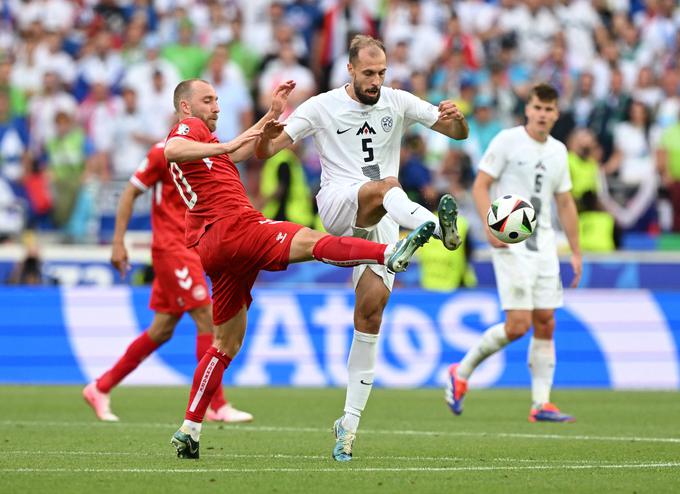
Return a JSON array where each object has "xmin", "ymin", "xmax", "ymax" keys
[
  {"xmin": 570, "ymin": 252, "xmax": 582, "ymax": 288},
  {"xmin": 262, "ymin": 119, "xmax": 286, "ymax": 139},
  {"xmin": 270, "ymin": 80, "xmax": 296, "ymax": 117},
  {"xmin": 438, "ymin": 100, "xmax": 464, "ymax": 122},
  {"xmin": 111, "ymin": 243, "xmax": 130, "ymax": 279},
  {"xmin": 486, "ymin": 228, "xmax": 508, "ymax": 249},
  {"xmin": 224, "ymin": 127, "xmax": 264, "ymax": 153}
]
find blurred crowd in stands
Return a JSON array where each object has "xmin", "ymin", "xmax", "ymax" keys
[{"xmin": 1, "ymin": 0, "xmax": 680, "ymax": 254}]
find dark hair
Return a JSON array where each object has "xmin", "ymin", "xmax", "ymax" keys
[
  {"xmin": 348, "ymin": 34, "xmax": 386, "ymax": 65},
  {"xmin": 527, "ymin": 82, "xmax": 559, "ymax": 103},
  {"xmin": 172, "ymin": 79, "xmax": 209, "ymax": 112}
]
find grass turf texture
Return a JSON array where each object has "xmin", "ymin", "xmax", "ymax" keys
[{"xmin": 1, "ymin": 386, "xmax": 679, "ymax": 493}]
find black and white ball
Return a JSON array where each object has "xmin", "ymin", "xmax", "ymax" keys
[{"xmin": 487, "ymin": 194, "xmax": 537, "ymax": 244}]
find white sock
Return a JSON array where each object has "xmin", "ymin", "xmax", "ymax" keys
[
  {"xmin": 528, "ymin": 337, "xmax": 555, "ymax": 408},
  {"xmin": 342, "ymin": 330, "xmax": 378, "ymax": 433},
  {"xmin": 382, "ymin": 187, "xmax": 439, "ymax": 236},
  {"xmin": 181, "ymin": 419, "xmax": 202, "ymax": 442},
  {"xmin": 458, "ymin": 323, "xmax": 509, "ymax": 380}
]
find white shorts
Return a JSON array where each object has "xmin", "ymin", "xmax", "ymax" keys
[
  {"xmin": 491, "ymin": 249, "xmax": 563, "ymax": 310},
  {"xmin": 317, "ymin": 182, "xmax": 398, "ymax": 291}
]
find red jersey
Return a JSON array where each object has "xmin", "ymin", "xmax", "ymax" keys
[
  {"xmin": 130, "ymin": 142, "xmax": 187, "ymax": 252},
  {"xmin": 166, "ymin": 117, "xmax": 254, "ymax": 247}
]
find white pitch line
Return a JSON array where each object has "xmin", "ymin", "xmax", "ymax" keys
[
  {"xmin": 7, "ymin": 450, "xmax": 653, "ymax": 465},
  {"xmin": 2, "ymin": 463, "xmax": 680, "ymax": 474},
  {"xmin": 2, "ymin": 419, "xmax": 680, "ymax": 445}
]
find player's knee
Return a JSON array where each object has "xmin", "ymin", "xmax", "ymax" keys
[
  {"xmin": 504, "ymin": 319, "xmax": 531, "ymax": 340},
  {"xmin": 148, "ymin": 323, "xmax": 175, "ymax": 343},
  {"xmin": 533, "ymin": 317, "xmax": 555, "ymax": 338}
]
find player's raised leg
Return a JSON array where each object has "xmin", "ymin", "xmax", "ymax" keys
[
  {"xmin": 358, "ymin": 178, "xmax": 461, "ymax": 251},
  {"xmin": 290, "ymin": 223, "xmax": 435, "ymax": 272},
  {"xmin": 83, "ymin": 313, "xmax": 179, "ymax": 421}
]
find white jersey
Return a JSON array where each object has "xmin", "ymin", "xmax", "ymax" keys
[
  {"xmin": 284, "ymin": 85, "xmax": 439, "ymax": 188},
  {"xmin": 479, "ymin": 126, "xmax": 571, "ymax": 255}
]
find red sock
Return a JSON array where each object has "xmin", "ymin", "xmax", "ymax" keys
[
  {"xmin": 312, "ymin": 235, "xmax": 387, "ymax": 267},
  {"xmin": 185, "ymin": 346, "xmax": 232, "ymax": 422},
  {"xmin": 96, "ymin": 331, "xmax": 160, "ymax": 393},
  {"xmin": 196, "ymin": 333, "xmax": 228, "ymax": 410}
]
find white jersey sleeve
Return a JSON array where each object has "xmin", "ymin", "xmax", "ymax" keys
[
  {"xmin": 284, "ymin": 96, "xmax": 323, "ymax": 143},
  {"xmin": 395, "ymin": 89, "xmax": 439, "ymax": 129}
]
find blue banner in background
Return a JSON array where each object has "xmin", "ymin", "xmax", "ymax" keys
[
  {"xmin": 1, "ymin": 287, "xmax": 678, "ymax": 389},
  {"xmin": 4, "ymin": 259, "xmax": 680, "ymax": 289}
]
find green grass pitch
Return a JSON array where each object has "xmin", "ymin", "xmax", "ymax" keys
[{"xmin": 1, "ymin": 386, "xmax": 679, "ymax": 493}]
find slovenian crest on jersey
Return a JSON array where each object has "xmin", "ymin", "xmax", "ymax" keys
[{"xmin": 381, "ymin": 115, "xmax": 393, "ymax": 132}]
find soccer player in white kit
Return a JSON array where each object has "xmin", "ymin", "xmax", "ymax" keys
[
  {"xmin": 445, "ymin": 83, "xmax": 582, "ymax": 422},
  {"xmin": 256, "ymin": 35, "xmax": 468, "ymax": 461}
]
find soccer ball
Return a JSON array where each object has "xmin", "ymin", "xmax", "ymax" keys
[{"xmin": 487, "ymin": 194, "xmax": 537, "ymax": 244}]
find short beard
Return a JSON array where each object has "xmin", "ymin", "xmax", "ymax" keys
[{"xmin": 354, "ymin": 80, "xmax": 380, "ymax": 105}]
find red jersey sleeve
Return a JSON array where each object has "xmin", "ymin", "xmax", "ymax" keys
[
  {"xmin": 130, "ymin": 142, "xmax": 166, "ymax": 191},
  {"xmin": 166, "ymin": 117, "xmax": 211, "ymax": 144}
]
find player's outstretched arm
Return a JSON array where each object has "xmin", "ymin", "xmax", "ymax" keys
[
  {"xmin": 165, "ymin": 137, "xmax": 235, "ymax": 163},
  {"xmin": 230, "ymin": 80, "xmax": 296, "ymax": 163},
  {"xmin": 111, "ymin": 182, "xmax": 144, "ymax": 278},
  {"xmin": 431, "ymin": 100, "xmax": 469, "ymax": 140},
  {"xmin": 555, "ymin": 190, "xmax": 582, "ymax": 288},
  {"xmin": 472, "ymin": 171, "xmax": 507, "ymax": 249}
]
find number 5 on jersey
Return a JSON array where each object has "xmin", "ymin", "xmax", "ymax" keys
[{"xmin": 170, "ymin": 162, "xmax": 198, "ymax": 209}]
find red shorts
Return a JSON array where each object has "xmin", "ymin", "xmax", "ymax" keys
[
  {"xmin": 149, "ymin": 247, "xmax": 211, "ymax": 315},
  {"xmin": 195, "ymin": 212, "xmax": 304, "ymax": 325}
]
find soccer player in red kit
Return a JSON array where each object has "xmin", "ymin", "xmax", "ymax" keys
[
  {"xmin": 82, "ymin": 141, "xmax": 252, "ymax": 423},
  {"xmin": 165, "ymin": 79, "xmax": 435, "ymax": 459}
]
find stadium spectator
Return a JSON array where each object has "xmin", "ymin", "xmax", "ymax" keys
[
  {"xmin": 27, "ymin": 70, "xmax": 77, "ymax": 153},
  {"xmin": 35, "ymin": 29, "xmax": 76, "ymax": 87},
  {"xmin": 656, "ymin": 113, "xmax": 680, "ymax": 232},
  {"xmin": 578, "ymin": 190, "xmax": 618, "ymax": 253},
  {"xmin": 461, "ymin": 93, "xmax": 504, "ymax": 166},
  {"xmin": 83, "ymin": 141, "xmax": 253, "ymax": 424},
  {"xmin": 122, "ymin": 36, "xmax": 180, "ymax": 140},
  {"xmin": 256, "ymin": 35, "xmax": 467, "ymax": 462},
  {"xmin": 446, "ymin": 83, "xmax": 582, "ymax": 423},
  {"xmin": 0, "ymin": 90, "xmax": 30, "ymax": 192},
  {"xmin": 224, "ymin": 15, "xmax": 262, "ymax": 88},
  {"xmin": 160, "ymin": 17, "xmax": 210, "ymax": 79},
  {"xmin": 602, "ymin": 99, "xmax": 659, "ymax": 231},
  {"xmin": 168, "ymin": 78, "xmax": 435, "ymax": 459},
  {"xmin": 259, "ymin": 144, "xmax": 314, "ymax": 227},
  {"xmin": 43, "ymin": 110, "xmax": 98, "ymax": 233},
  {"xmin": 258, "ymin": 40, "xmax": 315, "ymax": 118},
  {"xmin": 655, "ymin": 67, "xmax": 680, "ymax": 129},
  {"xmin": 77, "ymin": 79, "xmax": 118, "ymax": 162},
  {"xmin": 75, "ymin": 29, "xmax": 125, "ymax": 99},
  {"xmin": 399, "ymin": 133, "xmax": 437, "ymax": 208},
  {"xmin": 110, "ymin": 86, "xmax": 157, "ymax": 180},
  {"xmin": 0, "ymin": 57, "xmax": 28, "ymax": 117},
  {"xmin": 202, "ymin": 45, "xmax": 253, "ymax": 144},
  {"xmin": 567, "ymin": 128, "xmax": 603, "ymax": 209},
  {"xmin": 587, "ymin": 67, "xmax": 631, "ymax": 161}
]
